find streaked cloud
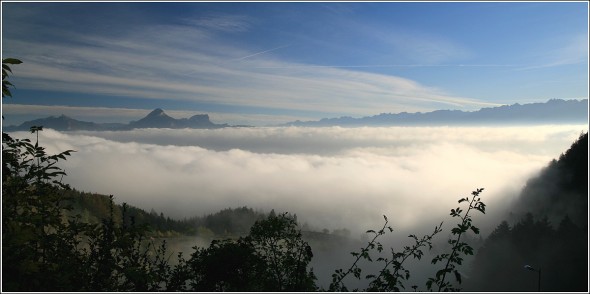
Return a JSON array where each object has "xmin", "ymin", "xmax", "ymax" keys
[
  {"xmin": 183, "ymin": 14, "xmax": 254, "ymax": 32},
  {"xmin": 515, "ymin": 34, "xmax": 589, "ymax": 71},
  {"xmin": 369, "ymin": 27, "xmax": 474, "ymax": 65},
  {"xmin": 3, "ymin": 2, "xmax": 586, "ymax": 126},
  {"xmin": 8, "ymin": 34, "xmax": 493, "ymax": 119},
  {"xmin": 231, "ymin": 44, "xmax": 292, "ymax": 61},
  {"xmin": 4, "ymin": 7, "xmax": 496, "ymax": 124}
]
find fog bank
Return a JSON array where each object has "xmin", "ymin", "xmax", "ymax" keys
[{"xmin": 11, "ymin": 125, "xmax": 586, "ymax": 236}]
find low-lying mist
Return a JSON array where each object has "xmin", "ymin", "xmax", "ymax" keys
[{"xmin": 11, "ymin": 125, "xmax": 586, "ymax": 238}]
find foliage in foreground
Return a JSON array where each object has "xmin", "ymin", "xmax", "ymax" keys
[{"xmin": 329, "ymin": 189, "xmax": 485, "ymax": 292}]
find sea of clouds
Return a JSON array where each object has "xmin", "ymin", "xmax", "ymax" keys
[{"xmin": 10, "ymin": 124, "xmax": 587, "ymax": 237}]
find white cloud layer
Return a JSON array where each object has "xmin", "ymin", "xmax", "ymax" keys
[{"xmin": 10, "ymin": 125, "xmax": 587, "ymax": 236}]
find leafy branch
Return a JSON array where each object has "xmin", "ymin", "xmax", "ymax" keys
[
  {"xmin": 2, "ymin": 57, "xmax": 22, "ymax": 99},
  {"xmin": 427, "ymin": 188, "xmax": 486, "ymax": 291},
  {"xmin": 329, "ymin": 215, "xmax": 393, "ymax": 291},
  {"xmin": 366, "ymin": 222, "xmax": 443, "ymax": 291}
]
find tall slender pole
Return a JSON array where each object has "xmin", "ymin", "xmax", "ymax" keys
[
  {"xmin": 537, "ymin": 269, "xmax": 541, "ymax": 292},
  {"xmin": 524, "ymin": 264, "xmax": 541, "ymax": 292}
]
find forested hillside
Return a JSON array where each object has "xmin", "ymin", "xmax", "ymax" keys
[
  {"xmin": 464, "ymin": 132, "xmax": 588, "ymax": 292},
  {"xmin": 62, "ymin": 189, "xmax": 270, "ymax": 238},
  {"xmin": 512, "ymin": 132, "xmax": 588, "ymax": 226}
]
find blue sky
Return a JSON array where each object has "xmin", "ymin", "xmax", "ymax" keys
[{"xmin": 1, "ymin": 2, "xmax": 588, "ymax": 126}]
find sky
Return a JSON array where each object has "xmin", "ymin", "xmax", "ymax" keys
[{"xmin": 1, "ymin": 1, "xmax": 588, "ymax": 126}]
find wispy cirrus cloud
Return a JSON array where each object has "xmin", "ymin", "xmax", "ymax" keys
[
  {"xmin": 326, "ymin": 14, "xmax": 474, "ymax": 65},
  {"xmin": 3, "ymin": 6, "xmax": 495, "ymax": 124},
  {"xmin": 8, "ymin": 33, "xmax": 492, "ymax": 118},
  {"xmin": 182, "ymin": 13, "xmax": 254, "ymax": 32},
  {"xmin": 231, "ymin": 44, "xmax": 292, "ymax": 61},
  {"xmin": 515, "ymin": 34, "xmax": 589, "ymax": 71},
  {"xmin": 3, "ymin": 2, "xmax": 587, "ymax": 127},
  {"xmin": 374, "ymin": 28, "xmax": 474, "ymax": 65}
]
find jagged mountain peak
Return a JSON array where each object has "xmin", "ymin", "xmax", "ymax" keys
[{"xmin": 146, "ymin": 108, "xmax": 168, "ymax": 118}]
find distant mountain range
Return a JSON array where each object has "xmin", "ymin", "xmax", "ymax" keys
[
  {"xmin": 283, "ymin": 99, "xmax": 589, "ymax": 127},
  {"xmin": 3, "ymin": 99, "xmax": 588, "ymax": 132},
  {"xmin": 3, "ymin": 108, "xmax": 232, "ymax": 132}
]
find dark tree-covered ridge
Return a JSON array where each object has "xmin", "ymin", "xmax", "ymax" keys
[
  {"xmin": 464, "ymin": 133, "xmax": 588, "ymax": 292},
  {"xmin": 512, "ymin": 132, "xmax": 588, "ymax": 226}
]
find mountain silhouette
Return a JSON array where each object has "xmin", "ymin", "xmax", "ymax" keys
[
  {"xmin": 4, "ymin": 99, "xmax": 587, "ymax": 131},
  {"xmin": 3, "ymin": 114, "xmax": 111, "ymax": 131},
  {"xmin": 129, "ymin": 108, "xmax": 225, "ymax": 129},
  {"xmin": 283, "ymin": 99, "xmax": 588, "ymax": 127},
  {"xmin": 3, "ymin": 109, "xmax": 230, "ymax": 132}
]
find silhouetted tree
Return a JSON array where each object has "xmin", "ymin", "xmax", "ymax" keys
[
  {"xmin": 513, "ymin": 132, "xmax": 588, "ymax": 225},
  {"xmin": 465, "ymin": 213, "xmax": 587, "ymax": 291},
  {"xmin": 188, "ymin": 238, "xmax": 265, "ymax": 291},
  {"xmin": 248, "ymin": 212, "xmax": 317, "ymax": 291}
]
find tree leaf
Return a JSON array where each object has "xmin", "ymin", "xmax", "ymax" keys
[{"xmin": 3, "ymin": 58, "xmax": 23, "ymax": 64}]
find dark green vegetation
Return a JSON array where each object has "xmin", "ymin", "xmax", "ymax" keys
[
  {"xmin": 464, "ymin": 132, "xmax": 588, "ymax": 292},
  {"xmin": 2, "ymin": 58, "xmax": 588, "ymax": 291},
  {"xmin": 62, "ymin": 190, "xmax": 268, "ymax": 238},
  {"xmin": 513, "ymin": 132, "xmax": 588, "ymax": 226}
]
